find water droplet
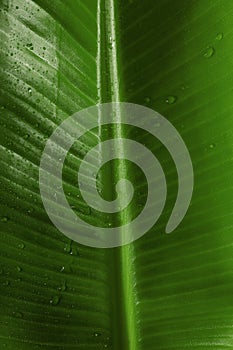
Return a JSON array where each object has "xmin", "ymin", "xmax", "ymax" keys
[
  {"xmin": 23, "ymin": 134, "xmax": 30, "ymax": 139},
  {"xmin": 166, "ymin": 95, "xmax": 177, "ymax": 104},
  {"xmin": 28, "ymin": 88, "xmax": 32, "ymax": 93},
  {"xmin": 1, "ymin": 217, "xmax": 8, "ymax": 222},
  {"xmin": 209, "ymin": 143, "xmax": 216, "ymax": 149},
  {"xmin": 180, "ymin": 84, "xmax": 188, "ymax": 91},
  {"xmin": 58, "ymin": 281, "xmax": 67, "ymax": 292},
  {"xmin": 144, "ymin": 97, "xmax": 150, "ymax": 103},
  {"xmin": 70, "ymin": 242, "xmax": 79, "ymax": 255},
  {"xmin": 64, "ymin": 240, "xmax": 72, "ymax": 254},
  {"xmin": 216, "ymin": 33, "xmax": 223, "ymax": 41},
  {"xmin": 108, "ymin": 36, "xmax": 115, "ymax": 49},
  {"xmin": 16, "ymin": 266, "xmax": 22, "ymax": 272},
  {"xmin": 50, "ymin": 295, "xmax": 60, "ymax": 306},
  {"xmin": 203, "ymin": 47, "xmax": 215, "ymax": 58},
  {"xmin": 93, "ymin": 332, "xmax": 101, "ymax": 337}
]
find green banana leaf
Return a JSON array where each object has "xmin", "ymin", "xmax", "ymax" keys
[{"xmin": 1, "ymin": 0, "xmax": 233, "ymax": 349}]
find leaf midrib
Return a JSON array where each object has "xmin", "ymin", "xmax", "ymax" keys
[{"xmin": 97, "ymin": 1, "xmax": 138, "ymax": 349}]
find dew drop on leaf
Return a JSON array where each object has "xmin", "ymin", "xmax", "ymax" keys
[
  {"xmin": 1, "ymin": 217, "xmax": 9, "ymax": 222},
  {"xmin": 16, "ymin": 266, "xmax": 22, "ymax": 272},
  {"xmin": 216, "ymin": 33, "xmax": 223, "ymax": 41},
  {"xmin": 58, "ymin": 281, "xmax": 67, "ymax": 292},
  {"xmin": 203, "ymin": 47, "xmax": 215, "ymax": 58},
  {"xmin": 64, "ymin": 240, "xmax": 72, "ymax": 254},
  {"xmin": 93, "ymin": 332, "xmax": 101, "ymax": 337},
  {"xmin": 166, "ymin": 95, "xmax": 176, "ymax": 104},
  {"xmin": 71, "ymin": 245, "xmax": 79, "ymax": 256},
  {"xmin": 50, "ymin": 295, "xmax": 61, "ymax": 306},
  {"xmin": 180, "ymin": 84, "xmax": 188, "ymax": 91}
]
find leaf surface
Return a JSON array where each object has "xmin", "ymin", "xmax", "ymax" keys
[{"xmin": 0, "ymin": 0, "xmax": 233, "ymax": 349}]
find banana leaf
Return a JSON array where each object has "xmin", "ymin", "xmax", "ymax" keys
[{"xmin": 0, "ymin": 0, "xmax": 233, "ymax": 349}]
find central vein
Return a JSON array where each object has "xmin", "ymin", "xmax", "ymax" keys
[{"xmin": 97, "ymin": 1, "xmax": 138, "ymax": 349}]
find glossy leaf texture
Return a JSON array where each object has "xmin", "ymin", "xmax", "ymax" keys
[{"xmin": 1, "ymin": 0, "xmax": 233, "ymax": 349}]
